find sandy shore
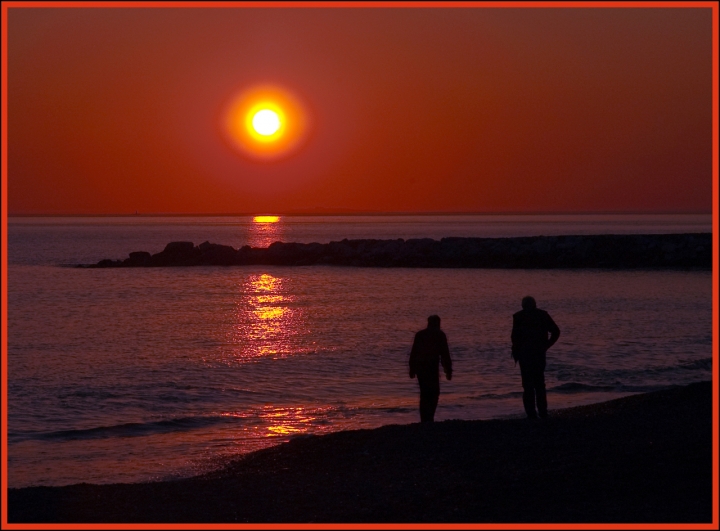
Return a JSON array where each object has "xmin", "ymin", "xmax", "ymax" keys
[{"xmin": 8, "ymin": 381, "xmax": 713, "ymax": 524}]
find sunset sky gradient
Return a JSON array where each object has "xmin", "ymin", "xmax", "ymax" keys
[{"xmin": 6, "ymin": 4, "xmax": 714, "ymax": 215}]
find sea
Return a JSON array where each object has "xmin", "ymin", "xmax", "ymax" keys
[{"xmin": 5, "ymin": 214, "xmax": 714, "ymax": 488}]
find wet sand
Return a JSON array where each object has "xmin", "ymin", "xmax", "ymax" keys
[{"xmin": 8, "ymin": 381, "xmax": 713, "ymax": 524}]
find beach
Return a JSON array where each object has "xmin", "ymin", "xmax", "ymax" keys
[
  {"xmin": 8, "ymin": 381, "xmax": 713, "ymax": 524},
  {"xmin": 7, "ymin": 3, "xmax": 715, "ymax": 525}
]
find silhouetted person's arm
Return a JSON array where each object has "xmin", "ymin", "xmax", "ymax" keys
[
  {"xmin": 440, "ymin": 332, "xmax": 452, "ymax": 380},
  {"xmin": 545, "ymin": 313, "xmax": 560, "ymax": 350},
  {"xmin": 510, "ymin": 314, "xmax": 521, "ymax": 362},
  {"xmin": 409, "ymin": 333, "xmax": 419, "ymax": 378}
]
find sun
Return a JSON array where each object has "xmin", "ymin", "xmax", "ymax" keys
[
  {"xmin": 244, "ymin": 101, "xmax": 286, "ymax": 144},
  {"xmin": 252, "ymin": 110, "xmax": 280, "ymax": 136},
  {"xmin": 223, "ymin": 85, "xmax": 308, "ymax": 160}
]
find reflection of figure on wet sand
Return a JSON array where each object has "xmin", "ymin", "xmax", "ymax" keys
[
  {"xmin": 409, "ymin": 315, "xmax": 452, "ymax": 422},
  {"xmin": 511, "ymin": 296, "xmax": 560, "ymax": 419}
]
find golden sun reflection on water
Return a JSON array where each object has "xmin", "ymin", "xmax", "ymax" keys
[
  {"xmin": 253, "ymin": 215, "xmax": 280, "ymax": 223},
  {"xmin": 249, "ymin": 216, "xmax": 283, "ymax": 248},
  {"xmin": 231, "ymin": 273, "xmax": 310, "ymax": 360},
  {"xmin": 261, "ymin": 406, "xmax": 315, "ymax": 435},
  {"xmin": 220, "ymin": 406, "xmax": 326, "ymax": 439},
  {"xmin": 217, "ymin": 272, "xmax": 322, "ymax": 439}
]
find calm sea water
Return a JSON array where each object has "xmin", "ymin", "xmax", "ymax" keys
[{"xmin": 6, "ymin": 214, "xmax": 713, "ymax": 488}]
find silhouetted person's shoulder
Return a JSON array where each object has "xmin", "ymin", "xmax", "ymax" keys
[
  {"xmin": 513, "ymin": 307, "xmax": 555, "ymax": 325},
  {"xmin": 415, "ymin": 327, "xmax": 448, "ymax": 341},
  {"xmin": 513, "ymin": 307, "xmax": 547, "ymax": 318}
]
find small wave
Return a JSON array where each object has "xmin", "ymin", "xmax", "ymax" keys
[
  {"xmin": 57, "ymin": 390, "xmax": 122, "ymax": 400},
  {"xmin": 471, "ymin": 391, "xmax": 523, "ymax": 400},
  {"xmin": 677, "ymin": 357, "xmax": 712, "ymax": 371},
  {"xmin": 551, "ymin": 383, "xmax": 616, "ymax": 393},
  {"xmin": 550, "ymin": 382, "xmax": 674, "ymax": 394},
  {"xmin": 470, "ymin": 383, "xmax": 674, "ymax": 400},
  {"xmin": 622, "ymin": 357, "xmax": 712, "ymax": 377},
  {"xmin": 146, "ymin": 382, "xmax": 260, "ymax": 394},
  {"xmin": 10, "ymin": 415, "xmax": 242, "ymax": 443},
  {"xmin": 378, "ymin": 406, "xmax": 415, "ymax": 414}
]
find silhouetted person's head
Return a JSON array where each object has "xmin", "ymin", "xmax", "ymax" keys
[
  {"xmin": 521, "ymin": 296, "xmax": 537, "ymax": 310},
  {"xmin": 427, "ymin": 315, "xmax": 441, "ymax": 329}
]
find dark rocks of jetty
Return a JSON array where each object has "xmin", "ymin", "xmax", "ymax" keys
[{"xmin": 84, "ymin": 233, "xmax": 712, "ymax": 269}]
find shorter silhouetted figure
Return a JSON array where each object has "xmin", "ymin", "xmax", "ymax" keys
[
  {"xmin": 511, "ymin": 296, "xmax": 560, "ymax": 419},
  {"xmin": 409, "ymin": 315, "xmax": 452, "ymax": 422}
]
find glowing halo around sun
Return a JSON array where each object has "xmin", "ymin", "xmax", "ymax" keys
[{"xmin": 223, "ymin": 85, "xmax": 309, "ymax": 160}]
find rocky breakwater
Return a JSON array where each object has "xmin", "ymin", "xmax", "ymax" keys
[{"xmin": 83, "ymin": 233, "xmax": 711, "ymax": 269}]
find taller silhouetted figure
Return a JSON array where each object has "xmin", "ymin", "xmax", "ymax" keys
[
  {"xmin": 409, "ymin": 315, "xmax": 452, "ymax": 422},
  {"xmin": 511, "ymin": 296, "xmax": 560, "ymax": 419}
]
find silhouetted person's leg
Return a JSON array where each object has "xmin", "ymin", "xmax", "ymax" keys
[
  {"xmin": 417, "ymin": 374, "xmax": 440, "ymax": 422},
  {"xmin": 420, "ymin": 387, "xmax": 439, "ymax": 422},
  {"xmin": 535, "ymin": 359, "xmax": 547, "ymax": 418},
  {"xmin": 519, "ymin": 361, "xmax": 538, "ymax": 418}
]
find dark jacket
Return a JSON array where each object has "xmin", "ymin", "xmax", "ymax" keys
[
  {"xmin": 409, "ymin": 327, "xmax": 452, "ymax": 379},
  {"xmin": 511, "ymin": 308, "xmax": 560, "ymax": 361}
]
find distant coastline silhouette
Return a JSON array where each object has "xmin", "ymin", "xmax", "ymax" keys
[
  {"xmin": 409, "ymin": 315, "xmax": 453, "ymax": 422},
  {"xmin": 511, "ymin": 296, "xmax": 561, "ymax": 419}
]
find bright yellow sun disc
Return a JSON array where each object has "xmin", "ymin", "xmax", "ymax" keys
[
  {"xmin": 223, "ymin": 84, "xmax": 308, "ymax": 159},
  {"xmin": 252, "ymin": 109, "xmax": 281, "ymax": 136}
]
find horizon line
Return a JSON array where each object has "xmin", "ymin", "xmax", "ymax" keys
[{"xmin": 5, "ymin": 209, "xmax": 713, "ymax": 218}]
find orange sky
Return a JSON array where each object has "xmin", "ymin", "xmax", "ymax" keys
[{"xmin": 6, "ymin": 5, "xmax": 714, "ymax": 215}]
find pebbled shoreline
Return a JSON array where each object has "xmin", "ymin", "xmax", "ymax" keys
[
  {"xmin": 7, "ymin": 381, "xmax": 713, "ymax": 524},
  {"xmin": 81, "ymin": 232, "xmax": 712, "ymax": 269}
]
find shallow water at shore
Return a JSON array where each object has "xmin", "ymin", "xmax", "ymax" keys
[
  {"xmin": 6, "ymin": 215, "xmax": 713, "ymax": 487},
  {"xmin": 8, "ymin": 383, "xmax": 713, "ymax": 524}
]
